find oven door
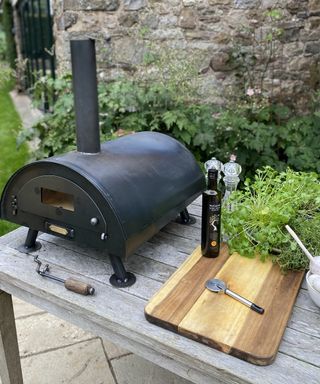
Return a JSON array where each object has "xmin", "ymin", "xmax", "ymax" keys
[{"xmin": 17, "ymin": 175, "xmax": 107, "ymax": 239}]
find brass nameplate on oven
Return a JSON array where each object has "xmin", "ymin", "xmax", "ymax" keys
[
  {"xmin": 49, "ymin": 224, "xmax": 68, "ymax": 235},
  {"xmin": 45, "ymin": 222, "xmax": 74, "ymax": 239}
]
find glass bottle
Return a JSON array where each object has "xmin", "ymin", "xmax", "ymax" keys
[
  {"xmin": 201, "ymin": 169, "xmax": 221, "ymax": 258},
  {"xmin": 222, "ymin": 154, "xmax": 242, "ymax": 211},
  {"xmin": 204, "ymin": 157, "xmax": 224, "ymax": 183}
]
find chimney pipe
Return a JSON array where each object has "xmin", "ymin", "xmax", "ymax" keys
[{"xmin": 70, "ymin": 39, "xmax": 101, "ymax": 154}]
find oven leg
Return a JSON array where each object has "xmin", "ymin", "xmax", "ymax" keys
[
  {"xmin": 109, "ymin": 254, "xmax": 136, "ymax": 288},
  {"xmin": 19, "ymin": 229, "xmax": 41, "ymax": 253},
  {"xmin": 176, "ymin": 208, "xmax": 196, "ymax": 225}
]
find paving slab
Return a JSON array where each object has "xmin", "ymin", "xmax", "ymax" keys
[
  {"xmin": 21, "ymin": 339, "xmax": 115, "ymax": 384},
  {"xmin": 15, "ymin": 312, "xmax": 95, "ymax": 357},
  {"xmin": 111, "ymin": 354, "xmax": 193, "ymax": 384},
  {"xmin": 9, "ymin": 89, "xmax": 43, "ymax": 151},
  {"xmin": 102, "ymin": 339, "xmax": 130, "ymax": 360},
  {"xmin": 10, "ymin": 90, "xmax": 43, "ymax": 129},
  {"xmin": 13, "ymin": 297, "xmax": 45, "ymax": 319}
]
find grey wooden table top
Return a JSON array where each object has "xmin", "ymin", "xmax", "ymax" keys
[{"xmin": 0, "ymin": 197, "xmax": 319, "ymax": 384}]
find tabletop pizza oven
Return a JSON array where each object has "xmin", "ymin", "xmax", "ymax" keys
[{"xmin": 0, "ymin": 40, "xmax": 205, "ymax": 287}]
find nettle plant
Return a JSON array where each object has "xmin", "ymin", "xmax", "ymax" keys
[{"xmin": 19, "ymin": 68, "xmax": 205, "ymax": 160}]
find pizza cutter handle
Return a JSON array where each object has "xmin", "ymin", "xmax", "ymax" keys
[
  {"xmin": 251, "ymin": 303, "xmax": 265, "ymax": 314},
  {"xmin": 225, "ymin": 289, "xmax": 264, "ymax": 315}
]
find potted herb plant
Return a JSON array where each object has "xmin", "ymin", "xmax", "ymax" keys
[{"xmin": 222, "ymin": 166, "xmax": 320, "ymax": 271}]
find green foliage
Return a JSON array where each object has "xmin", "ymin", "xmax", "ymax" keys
[
  {"xmin": 18, "ymin": 73, "xmax": 76, "ymax": 159},
  {"xmin": 2, "ymin": 0, "xmax": 17, "ymax": 68},
  {"xmin": 20, "ymin": 75, "xmax": 208, "ymax": 159},
  {"xmin": 0, "ymin": 61, "xmax": 13, "ymax": 88},
  {"xmin": 20, "ymin": 72, "xmax": 320, "ymax": 180},
  {"xmin": 0, "ymin": 79, "xmax": 29, "ymax": 235},
  {"xmin": 222, "ymin": 167, "xmax": 320, "ymax": 271},
  {"xmin": 0, "ymin": 26, "xmax": 6, "ymax": 61},
  {"xmin": 193, "ymin": 102, "xmax": 320, "ymax": 178}
]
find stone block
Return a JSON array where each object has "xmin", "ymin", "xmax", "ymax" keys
[
  {"xmin": 288, "ymin": 57, "xmax": 315, "ymax": 71},
  {"xmin": 184, "ymin": 30, "xmax": 214, "ymax": 40},
  {"xmin": 118, "ymin": 12, "xmax": 139, "ymax": 27},
  {"xmin": 56, "ymin": 12, "xmax": 78, "ymax": 31},
  {"xmin": 300, "ymin": 29, "xmax": 320, "ymax": 42},
  {"xmin": 179, "ymin": 8, "xmax": 197, "ymax": 29},
  {"xmin": 159, "ymin": 15, "xmax": 178, "ymax": 27},
  {"xmin": 234, "ymin": 0, "xmax": 260, "ymax": 9},
  {"xmin": 150, "ymin": 28, "xmax": 184, "ymax": 40},
  {"xmin": 212, "ymin": 32, "xmax": 231, "ymax": 44},
  {"xmin": 183, "ymin": 0, "xmax": 197, "ymax": 5},
  {"xmin": 124, "ymin": 0, "xmax": 147, "ymax": 11},
  {"xmin": 199, "ymin": 14, "xmax": 221, "ymax": 24},
  {"xmin": 310, "ymin": 0, "xmax": 320, "ymax": 12},
  {"xmin": 64, "ymin": 0, "xmax": 119, "ymax": 11},
  {"xmin": 112, "ymin": 37, "xmax": 147, "ymax": 64},
  {"xmin": 286, "ymin": 0, "xmax": 308, "ymax": 13},
  {"xmin": 308, "ymin": 17, "xmax": 320, "ymax": 29},
  {"xmin": 210, "ymin": 52, "xmax": 232, "ymax": 71},
  {"xmin": 208, "ymin": 0, "xmax": 232, "ymax": 4},
  {"xmin": 279, "ymin": 27, "xmax": 301, "ymax": 43},
  {"xmin": 282, "ymin": 41, "xmax": 303, "ymax": 56},
  {"xmin": 304, "ymin": 41, "xmax": 320, "ymax": 55},
  {"xmin": 142, "ymin": 14, "xmax": 160, "ymax": 29}
]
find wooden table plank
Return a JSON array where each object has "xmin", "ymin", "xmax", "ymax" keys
[
  {"xmin": 0, "ymin": 199, "xmax": 319, "ymax": 384},
  {"xmin": 0, "ymin": 245, "xmax": 319, "ymax": 384}
]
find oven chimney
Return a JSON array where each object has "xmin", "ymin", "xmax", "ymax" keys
[{"xmin": 70, "ymin": 39, "xmax": 101, "ymax": 154}]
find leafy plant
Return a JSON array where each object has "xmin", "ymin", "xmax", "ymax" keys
[
  {"xmin": 19, "ymin": 71, "xmax": 320, "ymax": 179},
  {"xmin": 1, "ymin": 0, "xmax": 17, "ymax": 68},
  {"xmin": 20, "ymin": 74, "xmax": 209, "ymax": 160},
  {"xmin": 0, "ymin": 27, "xmax": 6, "ymax": 61},
  {"xmin": 0, "ymin": 78, "xmax": 29, "ymax": 235},
  {"xmin": 17, "ymin": 73, "xmax": 76, "ymax": 159},
  {"xmin": 193, "ymin": 103, "xmax": 320, "ymax": 179},
  {"xmin": 222, "ymin": 167, "xmax": 320, "ymax": 271}
]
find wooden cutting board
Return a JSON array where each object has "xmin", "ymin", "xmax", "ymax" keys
[{"xmin": 145, "ymin": 244, "xmax": 304, "ymax": 365}]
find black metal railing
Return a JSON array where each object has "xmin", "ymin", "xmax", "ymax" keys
[{"xmin": 17, "ymin": 0, "xmax": 55, "ymax": 110}]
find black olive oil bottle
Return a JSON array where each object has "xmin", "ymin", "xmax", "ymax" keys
[{"xmin": 201, "ymin": 169, "xmax": 221, "ymax": 258}]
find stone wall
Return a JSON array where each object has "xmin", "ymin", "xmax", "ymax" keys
[{"xmin": 53, "ymin": 0, "xmax": 320, "ymax": 110}]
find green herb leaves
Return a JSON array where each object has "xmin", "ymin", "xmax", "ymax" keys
[{"xmin": 222, "ymin": 167, "xmax": 320, "ymax": 271}]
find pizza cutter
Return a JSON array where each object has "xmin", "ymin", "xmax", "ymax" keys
[{"xmin": 206, "ymin": 279, "xmax": 264, "ymax": 315}]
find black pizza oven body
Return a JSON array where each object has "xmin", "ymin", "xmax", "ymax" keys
[
  {"xmin": 0, "ymin": 40, "xmax": 205, "ymax": 287},
  {"xmin": 1, "ymin": 131, "xmax": 204, "ymax": 257}
]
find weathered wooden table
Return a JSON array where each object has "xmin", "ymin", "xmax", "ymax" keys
[{"xmin": 0, "ymin": 198, "xmax": 319, "ymax": 384}]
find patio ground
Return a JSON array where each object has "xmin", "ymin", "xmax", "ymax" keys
[{"xmin": 6, "ymin": 296, "xmax": 191, "ymax": 384}]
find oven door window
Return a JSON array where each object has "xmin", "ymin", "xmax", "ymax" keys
[{"xmin": 41, "ymin": 188, "xmax": 75, "ymax": 212}]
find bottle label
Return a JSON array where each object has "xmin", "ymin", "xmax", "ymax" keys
[
  {"xmin": 209, "ymin": 203, "xmax": 221, "ymax": 213},
  {"xmin": 209, "ymin": 213, "xmax": 219, "ymax": 231},
  {"xmin": 209, "ymin": 202, "xmax": 220, "ymax": 243}
]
